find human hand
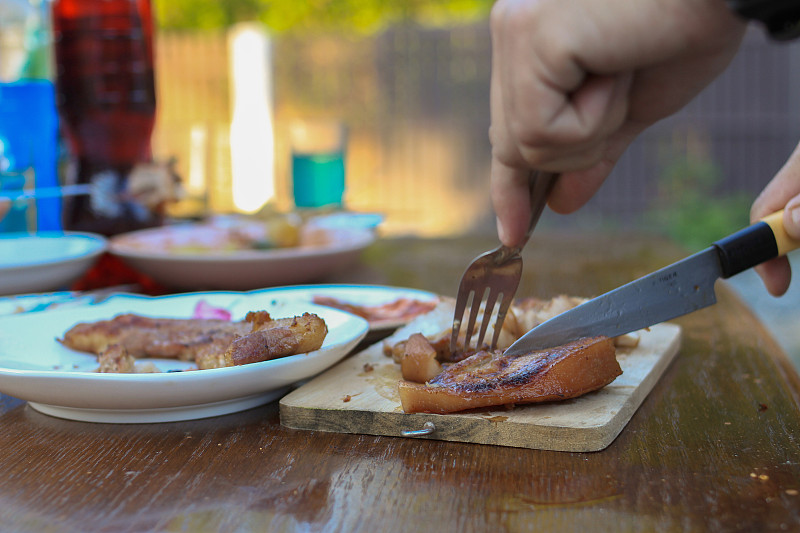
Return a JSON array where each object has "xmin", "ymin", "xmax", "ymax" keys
[
  {"xmin": 489, "ymin": 0, "xmax": 747, "ymax": 246},
  {"xmin": 750, "ymin": 142, "xmax": 800, "ymax": 296}
]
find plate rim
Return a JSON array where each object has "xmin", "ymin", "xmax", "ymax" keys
[
  {"xmin": 257, "ymin": 283, "xmax": 441, "ymax": 331},
  {"xmin": 0, "ymin": 231, "xmax": 107, "ymax": 270},
  {"xmin": 250, "ymin": 283, "xmax": 438, "ymax": 301},
  {"xmin": 108, "ymin": 223, "xmax": 375, "ymax": 263},
  {"xmin": 27, "ymin": 389, "xmax": 287, "ymax": 424}
]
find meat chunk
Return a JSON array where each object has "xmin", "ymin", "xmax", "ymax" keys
[
  {"xmin": 96, "ymin": 344, "xmax": 137, "ymax": 373},
  {"xmin": 400, "ymin": 333, "xmax": 443, "ymax": 383},
  {"xmin": 398, "ymin": 336, "xmax": 621, "ymax": 414},
  {"xmin": 196, "ymin": 313, "xmax": 328, "ymax": 369}
]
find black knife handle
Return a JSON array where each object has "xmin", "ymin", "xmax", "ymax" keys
[{"xmin": 713, "ymin": 209, "xmax": 799, "ymax": 278}]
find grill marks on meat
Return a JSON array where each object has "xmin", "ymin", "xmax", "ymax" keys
[
  {"xmin": 60, "ymin": 314, "xmax": 251, "ymax": 361},
  {"xmin": 60, "ymin": 311, "xmax": 328, "ymax": 372},
  {"xmin": 397, "ymin": 336, "xmax": 621, "ymax": 414}
]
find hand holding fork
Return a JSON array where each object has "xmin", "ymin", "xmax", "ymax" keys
[{"xmin": 450, "ymin": 170, "xmax": 557, "ymax": 353}]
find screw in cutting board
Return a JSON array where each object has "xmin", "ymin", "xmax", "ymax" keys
[{"xmin": 400, "ymin": 421, "xmax": 436, "ymax": 437}]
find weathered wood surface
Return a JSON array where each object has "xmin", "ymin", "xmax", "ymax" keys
[{"xmin": 0, "ymin": 233, "xmax": 798, "ymax": 532}]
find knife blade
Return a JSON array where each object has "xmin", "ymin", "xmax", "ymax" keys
[{"xmin": 503, "ymin": 209, "xmax": 799, "ymax": 355}]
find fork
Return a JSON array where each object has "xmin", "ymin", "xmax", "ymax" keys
[{"xmin": 450, "ymin": 170, "xmax": 557, "ymax": 353}]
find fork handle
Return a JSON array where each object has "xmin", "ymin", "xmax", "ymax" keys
[{"xmin": 511, "ymin": 170, "xmax": 558, "ymax": 254}]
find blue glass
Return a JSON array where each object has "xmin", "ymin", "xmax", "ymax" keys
[{"xmin": 0, "ymin": 80, "xmax": 60, "ymax": 231}]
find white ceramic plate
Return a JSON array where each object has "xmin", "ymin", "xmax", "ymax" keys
[
  {"xmin": 108, "ymin": 220, "xmax": 376, "ymax": 291},
  {"xmin": 0, "ymin": 232, "xmax": 107, "ymax": 296},
  {"xmin": 0, "ymin": 290, "xmax": 369, "ymax": 423},
  {"xmin": 258, "ymin": 284, "xmax": 440, "ymax": 331}
]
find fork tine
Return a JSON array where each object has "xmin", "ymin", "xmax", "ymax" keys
[
  {"xmin": 489, "ymin": 290, "xmax": 516, "ymax": 350},
  {"xmin": 450, "ymin": 288, "xmax": 471, "ymax": 352},
  {"xmin": 475, "ymin": 287, "xmax": 500, "ymax": 349},
  {"xmin": 463, "ymin": 287, "xmax": 485, "ymax": 351}
]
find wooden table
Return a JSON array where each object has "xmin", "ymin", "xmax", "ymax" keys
[{"xmin": 1, "ymin": 232, "xmax": 799, "ymax": 532}]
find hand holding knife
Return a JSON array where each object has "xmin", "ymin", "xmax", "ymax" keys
[{"xmin": 504, "ymin": 210, "xmax": 800, "ymax": 355}]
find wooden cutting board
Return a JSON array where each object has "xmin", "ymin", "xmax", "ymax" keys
[{"xmin": 280, "ymin": 323, "xmax": 681, "ymax": 452}]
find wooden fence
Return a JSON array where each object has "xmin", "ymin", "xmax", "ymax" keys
[{"xmin": 152, "ymin": 23, "xmax": 800, "ymax": 238}]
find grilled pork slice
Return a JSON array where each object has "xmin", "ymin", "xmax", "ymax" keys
[
  {"xmin": 60, "ymin": 311, "xmax": 328, "ymax": 371},
  {"xmin": 398, "ymin": 336, "xmax": 620, "ymax": 414},
  {"xmin": 60, "ymin": 314, "xmax": 252, "ymax": 361}
]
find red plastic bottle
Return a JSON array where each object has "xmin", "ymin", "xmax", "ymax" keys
[{"xmin": 53, "ymin": 0, "xmax": 160, "ymax": 235}]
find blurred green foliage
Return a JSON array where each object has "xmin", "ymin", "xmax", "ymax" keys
[
  {"xmin": 648, "ymin": 153, "xmax": 753, "ymax": 251},
  {"xmin": 153, "ymin": 0, "xmax": 494, "ymax": 33}
]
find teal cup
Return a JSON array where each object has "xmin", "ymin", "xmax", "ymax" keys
[{"xmin": 290, "ymin": 120, "xmax": 347, "ymax": 209}]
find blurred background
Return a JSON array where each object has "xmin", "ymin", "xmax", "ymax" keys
[
  {"xmin": 148, "ymin": 1, "xmax": 800, "ymax": 245},
  {"xmin": 3, "ymin": 0, "xmax": 799, "ymax": 242}
]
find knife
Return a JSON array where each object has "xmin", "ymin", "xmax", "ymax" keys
[{"xmin": 503, "ymin": 210, "xmax": 799, "ymax": 355}]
